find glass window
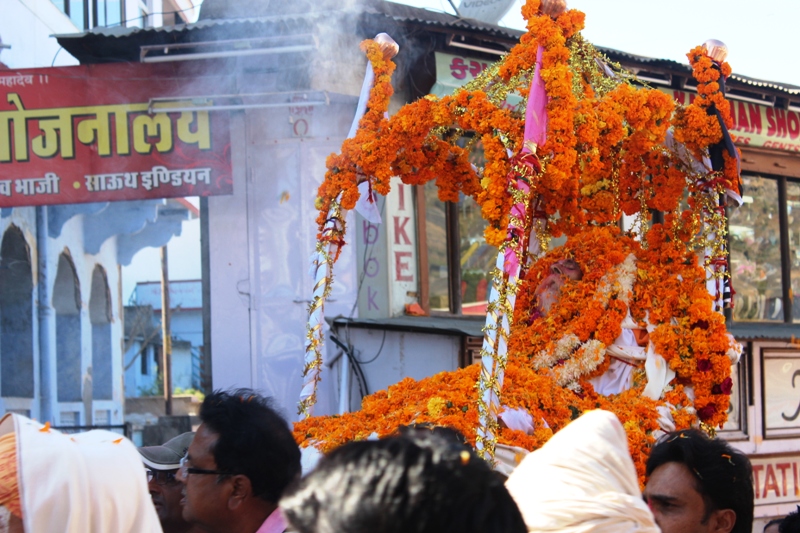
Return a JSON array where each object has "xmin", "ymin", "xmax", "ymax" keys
[
  {"xmin": 422, "ymin": 184, "xmax": 497, "ymax": 315},
  {"xmin": 422, "ymin": 139, "xmax": 498, "ymax": 315},
  {"xmin": 459, "ymin": 194, "xmax": 496, "ymax": 315},
  {"xmin": 719, "ymin": 359, "xmax": 744, "ymax": 434},
  {"xmin": 788, "ymin": 181, "xmax": 800, "ymax": 322},
  {"xmin": 94, "ymin": 0, "xmax": 123, "ymax": 27},
  {"xmin": 762, "ymin": 350, "xmax": 800, "ymax": 438},
  {"xmin": 729, "ymin": 175, "xmax": 783, "ymax": 322},
  {"xmin": 424, "ymin": 181, "xmax": 450, "ymax": 312},
  {"xmin": 68, "ymin": 0, "xmax": 86, "ymax": 29}
]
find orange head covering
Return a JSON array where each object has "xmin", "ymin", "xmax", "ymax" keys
[{"xmin": 0, "ymin": 431, "xmax": 21, "ymax": 519}]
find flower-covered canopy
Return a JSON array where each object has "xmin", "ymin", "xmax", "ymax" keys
[{"xmin": 297, "ymin": 0, "xmax": 741, "ymax": 482}]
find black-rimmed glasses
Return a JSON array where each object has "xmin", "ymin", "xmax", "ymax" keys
[
  {"xmin": 179, "ymin": 455, "xmax": 234, "ymax": 477},
  {"xmin": 146, "ymin": 469, "xmax": 179, "ymax": 486}
]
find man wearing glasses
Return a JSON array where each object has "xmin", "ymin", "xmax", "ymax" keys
[
  {"xmin": 140, "ymin": 432, "xmax": 203, "ymax": 533},
  {"xmin": 176, "ymin": 389, "xmax": 301, "ymax": 533}
]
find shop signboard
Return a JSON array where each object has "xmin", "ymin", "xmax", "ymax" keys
[
  {"xmin": 430, "ymin": 52, "xmax": 523, "ymax": 113},
  {"xmin": 763, "ymin": 350, "xmax": 800, "ymax": 437},
  {"xmin": 0, "ymin": 63, "xmax": 233, "ymax": 207},
  {"xmin": 752, "ymin": 454, "xmax": 800, "ymax": 506}
]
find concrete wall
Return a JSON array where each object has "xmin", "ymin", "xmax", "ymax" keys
[
  {"xmin": 209, "ymin": 98, "xmax": 361, "ymax": 419},
  {"xmin": 0, "ymin": 206, "xmax": 124, "ymax": 425},
  {"xmin": 1, "ymin": 0, "xmax": 80, "ymax": 68},
  {"xmin": 170, "ymin": 310, "xmax": 202, "ymax": 347},
  {"xmin": 328, "ymin": 325, "xmax": 461, "ymax": 413}
]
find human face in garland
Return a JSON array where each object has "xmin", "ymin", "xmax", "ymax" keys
[{"xmin": 532, "ymin": 258, "xmax": 583, "ymax": 316}]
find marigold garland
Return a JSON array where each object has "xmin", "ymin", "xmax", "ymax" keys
[{"xmin": 301, "ymin": 0, "xmax": 742, "ymax": 482}]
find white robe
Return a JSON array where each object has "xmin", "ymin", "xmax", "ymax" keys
[
  {"xmin": 0, "ymin": 414, "xmax": 162, "ymax": 533},
  {"xmin": 505, "ymin": 410, "xmax": 659, "ymax": 533}
]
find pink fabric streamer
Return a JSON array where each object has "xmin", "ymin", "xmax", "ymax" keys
[
  {"xmin": 503, "ymin": 176, "xmax": 531, "ymax": 274},
  {"xmin": 522, "ymin": 45, "xmax": 548, "ymax": 153},
  {"xmin": 503, "ymin": 45, "xmax": 547, "ymax": 275}
]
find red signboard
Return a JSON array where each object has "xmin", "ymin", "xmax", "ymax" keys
[{"xmin": 0, "ymin": 63, "xmax": 233, "ymax": 207}]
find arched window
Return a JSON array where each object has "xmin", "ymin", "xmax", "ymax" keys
[
  {"xmin": 53, "ymin": 252, "xmax": 82, "ymax": 403},
  {"xmin": 89, "ymin": 265, "xmax": 112, "ymax": 400},
  {"xmin": 0, "ymin": 226, "xmax": 34, "ymax": 399}
]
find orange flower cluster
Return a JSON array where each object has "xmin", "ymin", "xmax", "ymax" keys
[
  {"xmin": 673, "ymin": 45, "xmax": 740, "ymax": 192},
  {"xmin": 511, "ymin": 226, "xmax": 635, "ymax": 350},
  {"xmin": 633, "ymin": 217, "xmax": 734, "ymax": 429},
  {"xmin": 527, "ymin": 9, "xmax": 581, "ymax": 228},
  {"xmin": 295, "ymin": 225, "xmax": 734, "ymax": 481},
  {"xmin": 304, "ymin": 0, "xmax": 741, "ymax": 480},
  {"xmin": 573, "ymin": 83, "xmax": 679, "ymax": 225},
  {"xmin": 293, "ymin": 349, "xmax": 661, "ymax": 485},
  {"xmin": 315, "ymin": 39, "xmax": 524, "ymax": 245},
  {"xmin": 509, "ymin": 220, "xmax": 735, "ymax": 444}
]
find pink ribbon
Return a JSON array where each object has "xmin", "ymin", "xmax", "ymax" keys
[
  {"xmin": 502, "ymin": 45, "xmax": 548, "ymax": 275},
  {"xmin": 523, "ymin": 45, "xmax": 547, "ymax": 153},
  {"xmin": 503, "ymin": 153, "xmax": 538, "ymax": 274}
]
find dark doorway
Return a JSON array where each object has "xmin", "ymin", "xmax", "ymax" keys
[
  {"xmin": 53, "ymin": 252, "xmax": 82, "ymax": 403},
  {"xmin": 89, "ymin": 265, "xmax": 112, "ymax": 400},
  {"xmin": 0, "ymin": 226, "xmax": 34, "ymax": 399}
]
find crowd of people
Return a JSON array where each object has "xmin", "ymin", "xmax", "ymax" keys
[{"xmin": 0, "ymin": 387, "xmax": 786, "ymax": 532}]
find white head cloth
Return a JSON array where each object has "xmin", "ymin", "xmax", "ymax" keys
[
  {"xmin": 505, "ymin": 410, "xmax": 659, "ymax": 533},
  {"xmin": 0, "ymin": 414, "xmax": 162, "ymax": 533}
]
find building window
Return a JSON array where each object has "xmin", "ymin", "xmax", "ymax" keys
[
  {"xmin": 729, "ymin": 174, "xmax": 783, "ymax": 321},
  {"xmin": 0, "ymin": 226, "xmax": 34, "ymax": 399},
  {"xmin": 787, "ymin": 181, "xmax": 800, "ymax": 322},
  {"xmin": 141, "ymin": 344, "xmax": 150, "ymax": 375},
  {"xmin": 421, "ymin": 189, "xmax": 497, "ymax": 315},
  {"xmin": 53, "ymin": 253, "xmax": 82, "ymax": 402},
  {"xmin": 421, "ymin": 160, "xmax": 800, "ymax": 322},
  {"xmin": 52, "ymin": 0, "xmax": 124, "ymax": 29},
  {"xmin": 89, "ymin": 266, "xmax": 113, "ymax": 401},
  {"xmin": 420, "ymin": 140, "xmax": 497, "ymax": 315},
  {"xmin": 93, "ymin": 0, "xmax": 123, "ymax": 28},
  {"xmin": 726, "ymin": 171, "xmax": 800, "ymax": 323},
  {"xmin": 60, "ymin": 411, "xmax": 80, "ymax": 426},
  {"xmin": 762, "ymin": 349, "xmax": 800, "ymax": 439}
]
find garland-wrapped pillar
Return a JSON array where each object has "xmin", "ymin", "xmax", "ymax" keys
[
  {"xmin": 476, "ymin": 150, "xmax": 541, "ymax": 461},
  {"xmin": 298, "ymin": 203, "xmax": 345, "ymax": 419},
  {"xmin": 693, "ymin": 39, "xmax": 741, "ymax": 314},
  {"xmin": 476, "ymin": 37, "xmax": 549, "ymax": 461},
  {"xmin": 298, "ymin": 34, "xmax": 399, "ymax": 419}
]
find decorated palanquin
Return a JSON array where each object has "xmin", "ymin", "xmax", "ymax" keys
[{"xmin": 293, "ymin": 0, "xmax": 743, "ymax": 482}]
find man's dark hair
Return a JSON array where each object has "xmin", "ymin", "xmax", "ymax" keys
[
  {"xmin": 780, "ymin": 507, "xmax": 800, "ymax": 533},
  {"xmin": 646, "ymin": 428, "xmax": 753, "ymax": 533},
  {"xmin": 767, "ymin": 518, "xmax": 784, "ymax": 532},
  {"xmin": 199, "ymin": 389, "xmax": 300, "ymax": 503},
  {"xmin": 280, "ymin": 431, "xmax": 526, "ymax": 533}
]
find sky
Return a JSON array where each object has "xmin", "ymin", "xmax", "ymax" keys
[
  {"xmin": 392, "ymin": 0, "xmax": 800, "ymax": 88},
  {"xmin": 121, "ymin": 202, "xmax": 202, "ymax": 303}
]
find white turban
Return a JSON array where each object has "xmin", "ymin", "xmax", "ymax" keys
[
  {"xmin": 0, "ymin": 413, "xmax": 162, "ymax": 533},
  {"xmin": 505, "ymin": 410, "xmax": 659, "ymax": 533}
]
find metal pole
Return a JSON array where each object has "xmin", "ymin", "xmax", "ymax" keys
[
  {"xmin": 36, "ymin": 206, "xmax": 53, "ymax": 423},
  {"xmin": 160, "ymin": 246, "xmax": 172, "ymax": 415},
  {"xmin": 200, "ymin": 197, "xmax": 213, "ymax": 393}
]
